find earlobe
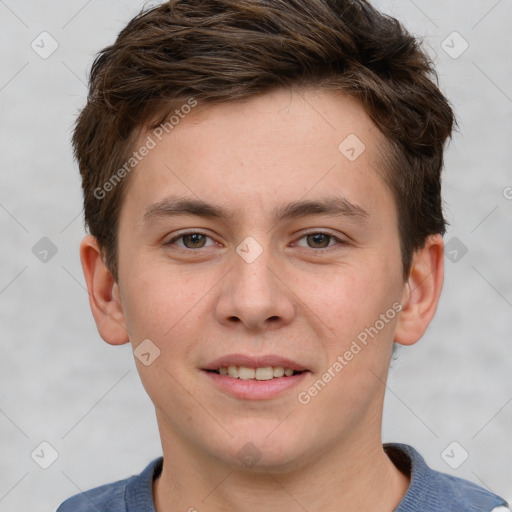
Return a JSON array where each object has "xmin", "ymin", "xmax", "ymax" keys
[
  {"xmin": 79, "ymin": 235, "xmax": 130, "ymax": 346},
  {"xmin": 394, "ymin": 234, "xmax": 444, "ymax": 346}
]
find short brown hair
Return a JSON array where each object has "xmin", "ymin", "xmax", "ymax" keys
[{"xmin": 73, "ymin": 0, "xmax": 455, "ymax": 281}]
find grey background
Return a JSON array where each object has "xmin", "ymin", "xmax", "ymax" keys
[{"xmin": 0, "ymin": 1, "xmax": 511, "ymax": 510}]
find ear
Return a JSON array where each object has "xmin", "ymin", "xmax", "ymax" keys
[
  {"xmin": 80, "ymin": 235, "xmax": 130, "ymax": 346},
  {"xmin": 394, "ymin": 234, "xmax": 444, "ymax": 346}
]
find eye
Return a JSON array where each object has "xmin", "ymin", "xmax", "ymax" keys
[
  {"xmin": 166, "ymin": 232, "xmax": 216, "ymax": 249},
  {"xmin": 295, "ymin": 232, "xmax": 343, "ymax": 249},
  {"xmin": 165, "ymin": 231, "xmax": 344, "ymax": 251}
]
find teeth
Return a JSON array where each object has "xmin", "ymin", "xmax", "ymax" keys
[
  {"xmin": 255, "ymin": 367, "xmax": 273, "ymax": 381},
  {"xmin": 239, "ymin": 366, "xmax": 255, "ymax": 380},
  {"xmin": 273, "ymin": 367, "xmax": 285, "ymax": 377},
  {"xmin": 216, "ymin": 365, "xmax": 300, "ymax": 380}
]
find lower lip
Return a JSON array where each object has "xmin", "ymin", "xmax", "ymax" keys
[{"xmin": 203, "ymin": 370, "xmax": 309, "ymax": 400}]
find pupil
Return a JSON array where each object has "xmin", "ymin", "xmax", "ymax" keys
[
  {"xmin": 308, "ymin": 233, "xmax": 330, "ymax": 248},
  {"xmin": 183, "ymin": 234, "xmax": 331, "ymax": 249},
  {"xmin": 184, "ymin": 234, "xmax": 206, "ymax": 248}
]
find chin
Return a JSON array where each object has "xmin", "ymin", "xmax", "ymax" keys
[{"xmin": 210, "ymin": 424, "xmax": 317, "ymax": 473}]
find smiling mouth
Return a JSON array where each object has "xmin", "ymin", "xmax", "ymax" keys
[{"xmin": 206, "ymin": 365, "xmax": 305, "ymax": 381}]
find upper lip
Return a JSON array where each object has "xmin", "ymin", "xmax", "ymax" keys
[{"xmin": 203, "ymin": 354, "xmax": 309, "ymax": 372}]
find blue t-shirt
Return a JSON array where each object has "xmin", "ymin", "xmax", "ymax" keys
[{"xmin": 57, "ymin": 443, "xmax": 509, "ymax": 511}]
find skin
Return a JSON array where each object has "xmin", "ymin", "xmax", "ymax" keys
[{"xmin": 81, "ymin": 87, "xmax": 444, "ymax": 511}]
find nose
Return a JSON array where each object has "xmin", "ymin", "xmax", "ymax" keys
[{"xmin": 214, "ymin": 245, "xmax": 296, "ymax": 332}]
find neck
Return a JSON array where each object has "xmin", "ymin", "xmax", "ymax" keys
[{"xmin": 153, "ymin": 415, "xmax": 409, "ymax": 512}]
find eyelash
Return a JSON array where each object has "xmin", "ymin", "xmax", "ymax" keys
[{"xmin": 165, "ymin": 230, "xmax": 346, "ymax": 251}]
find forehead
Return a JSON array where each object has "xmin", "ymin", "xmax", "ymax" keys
[{"xmin": 122, "ymin": 87, "xmax": 393, "ymax": 224}]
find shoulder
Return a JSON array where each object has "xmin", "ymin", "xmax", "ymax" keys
[
  {"xmin": 386, "ymin": 443, "xmax": 509, "ymax": 512},
  {"xmin": 56, "ymin": 479, "xmax": 126, "ymax": 512},
  {"xmin": 56, "ymin": 457, "xmax": 163, "ymax": 512}
]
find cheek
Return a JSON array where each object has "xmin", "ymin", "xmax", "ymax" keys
[
  {"xmin": 120, "ymin": 263, "xmax": 216, "ymax": 374},
  {"xmin": 120, "ymin": 264, "xmax": 193, "ymax": 341},
  {"xmin": 120, "ymin": 269, "xmax": 207, "ymax": 396},
  {"xmin": 312, "ymin": 264, "xmax": 401, "ymax": 356}
]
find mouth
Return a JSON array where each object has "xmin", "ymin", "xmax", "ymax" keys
[
  {"xmin": 205, "ymin": 365, "xmax": 305, "ymax": 381},
  {"xmin": 202, "ymin": 354, "xmax": 310, "ymax": 400}
]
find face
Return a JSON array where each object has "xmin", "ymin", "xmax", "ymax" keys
[{"xmin": 114, "ymin": 88, "xmax": 408, "ymax": 471}]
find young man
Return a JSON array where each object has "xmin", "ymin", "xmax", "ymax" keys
[{"xmin": 58, "ymin": 0, "xmax": 509, "ymax": 510}]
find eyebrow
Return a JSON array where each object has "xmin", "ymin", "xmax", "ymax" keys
[{"xmin": 141, "ymin": 195, "xmax": 369, "ymax": 225}]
